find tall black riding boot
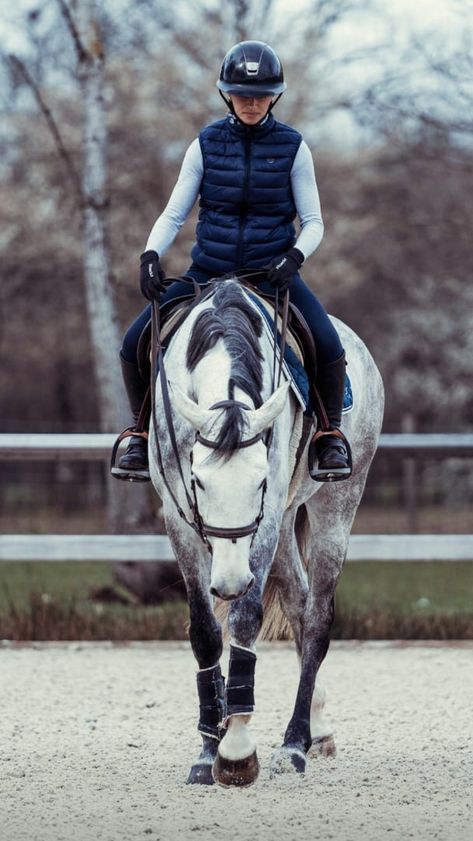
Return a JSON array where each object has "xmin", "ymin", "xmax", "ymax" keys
[
  {"xmin": 111, "ymin": 354, "xmax": 150, "ymax": 482},
  {"xmin": 308, "ymin": 352, "xmax": 352, "ymax": 482}
]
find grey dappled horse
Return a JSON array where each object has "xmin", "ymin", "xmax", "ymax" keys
[{"xmin": 148, "ymin": 279, "xmax": 384, "ymax": 786}]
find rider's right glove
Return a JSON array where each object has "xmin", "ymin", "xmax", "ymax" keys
[{"xmin": 139, "ymin": 250, "xmax": 166, "ymax": 301}]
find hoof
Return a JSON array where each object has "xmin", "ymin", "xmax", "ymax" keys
[
  {"xmin": 186, "ymin": 761, "xmax": 215, "ymax": 785},
  {"xmin": 308, "ymin": 735, "xmax": 336, "ymax": 758},
  {"xmin": 269, "ymin": 746, "xmax": 306, "ymax": 778},
  {"xmin": 212, "ymin": 750, "xmax": 260, "ymax": 788}
]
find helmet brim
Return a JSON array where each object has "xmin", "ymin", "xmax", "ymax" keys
[{"xmin": 217, "ymin": 80, "xmax": 286, "ymax": 97}]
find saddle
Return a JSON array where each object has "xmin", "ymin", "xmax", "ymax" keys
[{"xmin": 112, "ymin": 275, "xmax": 352, "ymax": 485}]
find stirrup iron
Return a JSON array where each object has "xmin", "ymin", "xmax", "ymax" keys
[
  {"xmin": 309, "ymin": 428, "xmax": 352, "ymax": 483},
  {"xmin": 110, "ymin": 428, "xmax": 150, "ymax": 482}
]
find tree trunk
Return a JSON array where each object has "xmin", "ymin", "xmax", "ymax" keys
[
  {"xmin": 77, "ymin": 1, "xmax": 127, "ymax": 430},
  {"xmin": 75, "ymin": 0, "xmax": 153, "ymax": 532}
]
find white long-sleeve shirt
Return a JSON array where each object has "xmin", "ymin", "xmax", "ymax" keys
[{"xmin": 145, "ymin": 138, "xmax": 324, "ymax": 261}]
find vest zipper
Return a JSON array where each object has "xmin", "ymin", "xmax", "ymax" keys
[{"xmin": 237, "ymin": 131, "xmax": 252, "ymax": 268}]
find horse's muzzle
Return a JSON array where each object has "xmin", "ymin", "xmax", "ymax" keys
[{"xmin": 210, "ymin": 574, "xmax": 255, "ymax": 601}]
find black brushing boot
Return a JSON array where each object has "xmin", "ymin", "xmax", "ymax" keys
[
  {"xmin": 111, "ymin": 354, "xmax": 150, "ymax": 482},
  {"xmin": 187, "ymin": 664, "xmax": 226, "ymax": 785},
  {"xmin": 309, "ymin": 352, "xmax": 352, "ymax": 482}
]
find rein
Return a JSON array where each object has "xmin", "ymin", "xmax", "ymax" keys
[{"xmin": 149, "ymin": 272, "xmax": 289, "ymax": 554}]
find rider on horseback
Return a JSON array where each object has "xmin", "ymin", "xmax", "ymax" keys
[{"xmin": 116, "ymin": 41, "xmax": 351, "ymax": 483}]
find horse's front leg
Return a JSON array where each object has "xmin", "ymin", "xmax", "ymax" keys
[
  {"xmin": 212, "ymin": 585, "xmax": 263, "ymax": 788},
  {"xmin": 185, "ymin": 581, "xmax": 224, "ymax": 785},
  {"xmin": 271, "ymin": 516, "xmax": 335, "ymax": 760},
  {"xmin": 269, "ymin": 575, "xmax": 338, "ymax": 777},
  {"xmin": 270, "ymin": 477, "xmax": 368, "ymax": 776},
  {"xmin": 270, "ymin": 513, "xmax": 344, "ymax": 775}
]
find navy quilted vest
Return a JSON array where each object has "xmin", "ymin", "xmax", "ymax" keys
[{"xmin": 191, "ymin": 113, "xmax": 302, "ymax": 274}]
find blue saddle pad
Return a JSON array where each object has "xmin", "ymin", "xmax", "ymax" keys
[
  {"xmin": 343, "ymin": 375, "xmax": 353, "ymax": 414},
  {"xmin": 250, "ymin": 296, "xmax": 353, "ymax": 414}
]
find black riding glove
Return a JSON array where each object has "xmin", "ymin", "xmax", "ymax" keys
[
  {"xmin": 139, "ymin": 250, "xmax": 166, "ymax": 301},
  {"xmin": 265, "ymin": 247, "xmax": 304, "ymax": 292}
]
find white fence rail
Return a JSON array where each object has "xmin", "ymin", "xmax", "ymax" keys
[
  {"xmin": 1, "ymin": 534, "xmax": 473, "ymax": 563},
  {"xmin": 1, "ymin": 433, "xmax": 473, "ymax": 562},
  {"xmin": 1, "ymin": 432, "xmax": 473, "ymax": 460}
]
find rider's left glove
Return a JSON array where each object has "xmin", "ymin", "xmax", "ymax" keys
[
  {"xmin": 265, "ymin": 247, "xmax": 304, "ymax": 293},
  {"xmin": 139, "ymin": 250, "xmax": 166, "ymax": 301}
]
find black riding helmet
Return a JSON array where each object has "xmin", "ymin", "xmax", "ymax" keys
[{"xmin": 217, "ymin": 41, "xmax": 286, "ymax": 111}]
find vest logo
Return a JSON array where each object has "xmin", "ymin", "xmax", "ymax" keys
[{"xmin": 266, "ymin": 158, "xmax": 275, "ymax": 164}]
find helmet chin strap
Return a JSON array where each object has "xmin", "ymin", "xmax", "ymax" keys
[
  {"xmin": 268, "ymin": 94, "xmax": 282, "ymax": 111},
  {"xmin": 219, "ymin": 90, "xmax": 283, "ymax": 126}
]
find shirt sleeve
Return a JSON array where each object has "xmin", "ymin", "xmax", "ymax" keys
[
  {"xmin": 145, "ymin": 138, "xmax": 203, "ymax": 255},
  {"xmin": 291, "ymin": 140, "xmax": 324, "ymax": 260}
]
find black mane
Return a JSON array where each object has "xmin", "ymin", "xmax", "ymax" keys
[{"xmin": 186, "ymin": 282, "xmax": 264, "ymax": 458}]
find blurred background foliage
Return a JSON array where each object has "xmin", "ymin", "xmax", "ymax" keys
[
  {"xmin": 0, "ymin": 1, "xmax": 472, "ymax": 635},
  {"xmin": 1, "ymin": 0, "xmax": 472, "ymax": 434}
]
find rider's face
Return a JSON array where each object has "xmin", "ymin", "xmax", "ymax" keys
[{"xmin": 229, "ymin": 94, "xmax": 273, "ymax": 125}]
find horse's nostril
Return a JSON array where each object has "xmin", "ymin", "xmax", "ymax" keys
[
  {"xmin": 210, "ymin": 587, "xmax": 234, "ymax": 600},
  {"xmin": 210, "ymin": 577, "xmax": 254, "ymax": 601},
  {"xmin": 210, "ymin": 586, "xmax": 239, "ymax": 601}
]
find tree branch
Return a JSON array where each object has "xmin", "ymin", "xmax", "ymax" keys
[
  {"xmin": 8, "ymin": 53, "xmax": 82, "ymax": 199},
  {"xmin": 56, "ymin": 0, "xmax": 88, "ymax": 64}
]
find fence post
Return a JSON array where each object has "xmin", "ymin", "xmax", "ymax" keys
[{"xmin": 402, "ymin": 413, "xmax": 417, "ymax": 533}]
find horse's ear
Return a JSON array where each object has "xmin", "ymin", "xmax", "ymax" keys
[
  {"xmin": 247, "ymin": 381, "xmax": 290, "ymax": 435},
  {"xmin": 169, "ymin": 382, "xmax": 214, "ymax": 430}
]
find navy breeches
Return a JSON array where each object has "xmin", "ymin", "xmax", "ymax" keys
[{"xmin": 120, "ymin": 265, "xmax": 343, "ymax": 366}]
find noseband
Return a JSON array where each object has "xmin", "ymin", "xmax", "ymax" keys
[{"xmin": 190, "ymin": 399, "xmax": 268, "ymax": 551}]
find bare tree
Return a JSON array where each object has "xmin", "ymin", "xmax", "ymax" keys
[
  {"xmin": 7, "ymin": 2, "xmax": 127, "ymax": 431},
  {"xmin": 3, "ymin": 0, "xmax": 472, "ymax": 601},
  {"xmin": 57, "ymin": 0, "xmax": 127, "ymax": 429},
  {"xmin": 6, "ymin": 0, "xmax": 153, "ymax": 532}
]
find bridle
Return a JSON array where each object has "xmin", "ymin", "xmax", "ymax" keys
[{"xmin": 149, "ymin": 273, "xmax": 288, "ymax": 555}]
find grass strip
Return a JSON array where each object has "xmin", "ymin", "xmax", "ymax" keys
[{"xmin": 0, "ymin": 560, "xmax": 472, "ymax": 640}]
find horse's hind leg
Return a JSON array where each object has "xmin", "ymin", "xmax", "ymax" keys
[
  {"xmin": 268, "ymin": 512, "xmax": 309, "ymax": 652},
  {"xmin": 308, "ymin": 683, "xmax": 336, "ymax": 757}
]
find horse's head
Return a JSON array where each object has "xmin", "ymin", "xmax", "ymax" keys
[{"xmin": 172, "ymin": 382, "xmax": 289, "ymax": 600}]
